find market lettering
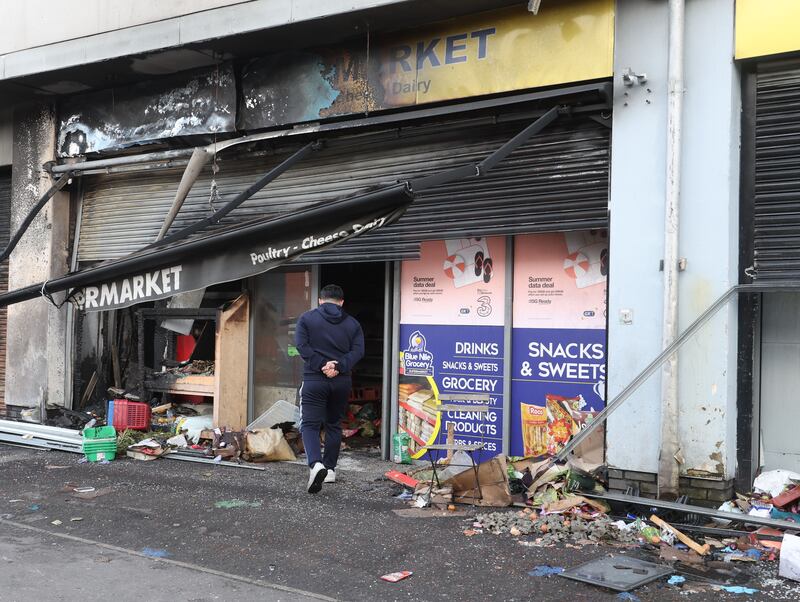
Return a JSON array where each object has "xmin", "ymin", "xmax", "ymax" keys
[
  {"xmin": 538, "ymin": 362, "xmax": 606, "ymax": 381},
  {"xmin": 455, "ymin": 341, "xmax": 500, "ymax": 356},
  {"xmin": 353, "ymin": 216, "xmax": 386, "ymax": 234},
  {"xmin": 441, "ymin": 376, "xmax": 498, "ymax": 392},
  {"xmin": 391, "ymin": 79, "xmax": 431, "ymax": 95},
  {"xmin": 528, "ymin": 341, "xmax": 605, "ymax": 361},
  {"xmin": 83, "ymin": 266, "xmax": 183, "ymax": 309},
  {"xmin": 389, "ymin": 27, "xmax": 497, "ymax": 73},
  {"xmin": 444, "ymin": 419, "xmax": 497, "ymax": 436},
  {"xmin": 302, "ymin": 230, "xmax": 349, "ymax": 250},
  {"xmin": 250, "ymin": 246, "xmax": 292, "ymax": 264},
  {"xmin": 442, "ymin": 360, "xmax": 468, "ymax": 370}
]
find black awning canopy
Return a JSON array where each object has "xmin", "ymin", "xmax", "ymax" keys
[{"xmin": 0, "ymin": 105, "xmax": 566, "ymax": 311}]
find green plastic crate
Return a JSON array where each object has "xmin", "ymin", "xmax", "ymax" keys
[
  {"xmin": 83, "ymin": 426, "xmax": 116, "ymax": 440},
  {"xmin": 82, "ymin": 426, "xmax": 117, "ymax": 462}
]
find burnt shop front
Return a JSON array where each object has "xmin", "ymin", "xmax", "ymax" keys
[{"xmin": 69, "ymin": 1, "xmax": 614, "ymax": 459}]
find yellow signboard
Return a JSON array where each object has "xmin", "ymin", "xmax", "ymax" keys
[
  {"xmin": 373, "ymin": 0, "xmax": 615, "ymax": 108},
  {"xmin": 736, "ymin": 0, "xmax": 800, "ymax": 59},
  {"xmin": 241, "ymin": 0, "xmax": 614, "ymax": 129}
]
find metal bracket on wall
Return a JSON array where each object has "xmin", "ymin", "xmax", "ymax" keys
[
  {"xmin": 659, "ymin": 258, "xmax": 688, "ymax": 272},
  {"xmin": 622, "ymin": 68, "xmax": 648, "ymax": 87}
]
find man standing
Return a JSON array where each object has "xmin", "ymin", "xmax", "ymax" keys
[{"xmin": 295, "ymin": 284, "xmax": 364, "ymax": 493}]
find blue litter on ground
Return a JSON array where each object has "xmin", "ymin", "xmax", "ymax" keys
[
  {"xmin": 528, "ymin": 565, "xmax": 564, "ymax": 577},
  {"xmin": 714, "ymin": 585, "xmax": 758, "ymax": 595},
  {"xmin": 745, "ymin": 548, "xmax": 762, "ymax": 560},
  {"xmin": 140, "ymin": 548, "xmax": 171, "ymax": 558},
  {"xmin": 667, "ymin": 575, "xmax": 686, "ymax": 585},
  {"xmin": 617, "ymin": 593, "xmax": 640, "ymax": 602},
  {"xmin": 29, "ymin": 504, "xmax": 40, "ymax": 511}
]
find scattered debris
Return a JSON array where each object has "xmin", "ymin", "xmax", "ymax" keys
[
  {"xmin": 667, "ymin": 575, "xmax": 686, "ymax": 585},
  {"xmin": 140, "ymin": 548, "xmax": 171, "ymax": 559},
  {"xmin": 393, "ymin": 508, "xmax": 467, "ymax": 518},
  {"xmin": 528, "ymin": 565, "xmax": 564, "ymax": 577},
  {"xmin": 72, "ymin": 486, "xmax": 112, "ymax": 500},
  {"xmin": 711, "ymin": 585, "xmax": 758, "ymax": 594},
  {"xmin": 477, "ymin": 511, "xmax": 639, "ymax": 546},
  {"xmin": 780, "ymin": 533, "xmax": 800, "ymax": 582},
  {"xmin": 380, "ymin": 571, "xmax": 413, "ymax": 583},
  {"xmin": 50, "ymin": 520, "xmax": 62, "ymax": 526},
  {"xmin": 754, "ymin": 469, "xmax": 800, "ymax": 499},
  {"xmin": 213, "ymin": 499, "xmax": 262, "ymax": 509},
  {"xmin": 559, "ymin": 556, "xmax": 672, "ymax": 592},
  {"xmin": 385, "ymin": 470, "xmax": 419, "ymax": 489},
  {"xmin": 650, "ymin": 515, "xmax": 710, "ymax": 555}
]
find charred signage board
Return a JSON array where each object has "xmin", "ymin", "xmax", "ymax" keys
[
  {"xmin": 240, "ymin": 1, "xmax": 613, "ymax": 130},
  {"xmin": 58, "ymin": 63, "xmax": 236, "ymax": 157}
]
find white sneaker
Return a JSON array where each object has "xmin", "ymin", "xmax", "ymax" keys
[
  {"xmin": 324, "ymin": 469, "xmax": 336, "ymax": 483},
  {"xmin": 307, "ymin": 462, "xmax": 328, "ymax": 494}
]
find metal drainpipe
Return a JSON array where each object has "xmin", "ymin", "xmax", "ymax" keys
[{"xmin": 659, "ymin": 0, "xmax": 685, "ymax": 498}]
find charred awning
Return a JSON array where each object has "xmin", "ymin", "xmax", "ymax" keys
[{"xmin": 0, "ymin": 105, "xmax": 565, "ymax": 311}]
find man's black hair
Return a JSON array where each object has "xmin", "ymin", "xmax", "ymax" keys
[{"xmin": 319, "ymin": 284, "xmax": 344, "ymax": 301}]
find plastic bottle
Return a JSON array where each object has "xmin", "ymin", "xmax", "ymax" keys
[{"xmin": 393, "ymin": 431, "xmax": 412, "ymax": 464}]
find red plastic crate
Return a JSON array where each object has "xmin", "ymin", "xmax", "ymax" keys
[{"xmin": 110, "ymin": 399, "xmax": 151, "ymax": 431}]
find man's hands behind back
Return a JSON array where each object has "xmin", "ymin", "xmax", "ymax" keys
[{"xmin": 322, "ymin": 360, "xmax": 339, "ymax": 378}]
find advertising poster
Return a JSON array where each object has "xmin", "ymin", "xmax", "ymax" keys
[
  {"xmin": 510, "ymin": 231, "xmax": 608, "ymax": 458},
  {"xmin": 399, "ymin": 238, "xmax": 505, "ymax": 460}
]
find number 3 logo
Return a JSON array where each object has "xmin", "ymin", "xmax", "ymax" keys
[{"xmin": 476, "ymin": 295, "xmax": 492, "ymax": 317}]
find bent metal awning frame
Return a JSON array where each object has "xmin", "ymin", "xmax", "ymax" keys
[{"xmin": 0, "ymin": 105, "xmax": 567, "ymax": 312}]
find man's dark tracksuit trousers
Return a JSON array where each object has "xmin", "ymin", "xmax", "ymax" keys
[
  {"xmin": 295, "ymin": 302, "xmax": 364, "ymax": 470},
  {"xmin": 300, "ymin": 376, "xmax": 351, "ymax": 469}
]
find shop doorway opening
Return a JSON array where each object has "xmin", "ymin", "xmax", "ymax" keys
[{"xmin": 320, "ymin": 262, "xmax": 387, "ymax": 453}]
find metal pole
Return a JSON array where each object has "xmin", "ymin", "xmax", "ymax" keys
[
  {"xmin": 502, "ymin": 236, "xmax": 513, "ymax": 455},
  {"xmin": 149, "ymin": 141, "xmax": 320, "ymax": 249},
  {"xmin": 556, "ymin": 282, "xmax": 800, "ymax": 463},
  {"xmin": 659, "ymin": 0, "xmax": 686, "ymax": 497},
  {"xmin": 381, "ymin": 261, "xmax": 393, "ymax": 460},
  {"xmin": 50, "ymin": 148, "xmax": 195, "ymax": 174},
  {"xmin": 389, "ymin": 261, "xmax": 401, "ymax": 461},
  {"xmin": 64, "ymin": 182, "xmax": 84, "ymax": 409},
  {"xmin": 156, "ymin": 148, "xmax": 212, "ymax": 241},
  {"xmin": 0, "ymin": 172, "xmax": 72, "ymax": 263}
]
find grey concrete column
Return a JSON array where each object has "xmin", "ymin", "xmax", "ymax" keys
[
  {"xmin": 6, "ymin": 102, "xmax": 70, "ymax": 408},
  {"xmin": 607, "ymin": 0, "xmax": 740, "ymax": 480}
]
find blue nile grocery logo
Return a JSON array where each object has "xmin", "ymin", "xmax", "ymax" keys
[{"xmin": 402, "ymin": 330, "xmax": 434, "ymax": 376}]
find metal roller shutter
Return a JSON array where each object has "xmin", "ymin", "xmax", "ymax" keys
[
  {"xmin": 77, "ymin": 114, "xmax": 609, "ymax": 264},
  {"xmin": 753, "ymin": 64, "xmax": 800, "ymax": 279},
  {"xmin": 0, "ymin": 171, "xmax": 10, "ymax": 408}
]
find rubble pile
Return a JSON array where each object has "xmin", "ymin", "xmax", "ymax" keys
[
  {"xmin": 386, "ymin": 452, "xmax": 800, "ymax": 597},
  {"xmin": 477, "ymin": 510, "xmax": 641, "ymax": 545}
]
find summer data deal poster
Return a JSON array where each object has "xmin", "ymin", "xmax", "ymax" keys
[
  {"xmin": 398, "ymin": 237, "xmax": 505, "ymax": 460},
  {"xmin": 510, "ymin": 231, "xmax": 608, "ymax": 458}
]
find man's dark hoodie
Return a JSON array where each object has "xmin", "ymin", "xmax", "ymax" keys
[{"xmin": 295, "ymin": 302, "xmax": 364, "ymax": 380}]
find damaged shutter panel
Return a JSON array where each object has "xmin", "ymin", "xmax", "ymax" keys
[
  {"xmin": 77, "ymin": 115, "xmax": 609, "ymax": 264},
  {"xmin": 753, "ymin": 64, "xmax": 800, "ymax": 280}
]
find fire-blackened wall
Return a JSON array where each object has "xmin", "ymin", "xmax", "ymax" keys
[{"xmin": 6, "ymin": 103, "xmax": 70, "ymax": 407}]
